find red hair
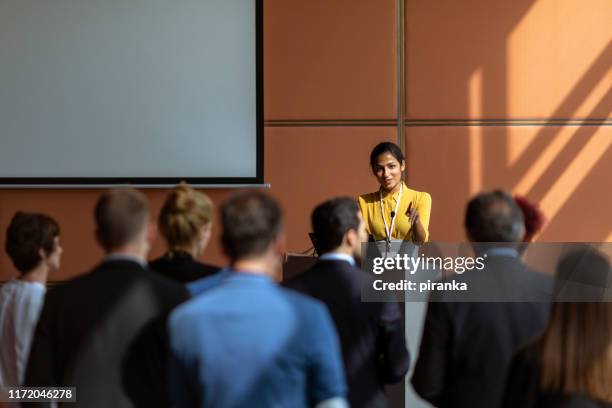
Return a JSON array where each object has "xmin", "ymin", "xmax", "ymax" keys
[{"xmin": 514, "ymin": 195, "xmax": 545, "ymax": 241}]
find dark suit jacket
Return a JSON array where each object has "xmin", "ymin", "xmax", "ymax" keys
[
  {"xmin": 283, "ymin": 259, "xmax": 410, "ymax": 408},
  {"xmin": 503, "ymin": 343, "xmax": 612, "ymax": 408},
  {"xmin": 411, "ymin": 254, "xmax": 553, "ymax": 408},
  {"xmin": 24, "ymin": 259, "xmax": 189, "ymax": 408},
  {"xmin": 149, "ymin": 251, "xmax": 220, "ymax": 284}
]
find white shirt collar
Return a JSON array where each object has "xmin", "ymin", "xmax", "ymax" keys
[{"xmin": 485, "ymin": 247, "xmax": 519, "ymax": 258}]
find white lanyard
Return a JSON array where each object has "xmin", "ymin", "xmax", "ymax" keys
[{"xmin": 379, "ymin": 182, "xmax": 403, "ymax": 244}]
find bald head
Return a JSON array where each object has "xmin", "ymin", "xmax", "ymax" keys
[
  {"xmin": 95, "ymin": 189, "xmax": 150, "ymax": 252},
  {"xmin": 464, "ymin": 190, "xmax": 525, "ymax": 243}
]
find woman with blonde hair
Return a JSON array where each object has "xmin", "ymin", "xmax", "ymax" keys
[{"xmin": 150, "ymin": 184, "xmax": 220, "ymax": 283}]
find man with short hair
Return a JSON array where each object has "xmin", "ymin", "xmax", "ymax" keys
[
  {"xmin": 168, "ymin": 192, "xmax": 347, "ymax": 408},
  {"xmin": 24, "ymin": 189, "xmax": 188, "ymax": 408},
  {"xmin": 0, "ymin": 212, "xmax": 62, "ymax": 387},
  {"xmin": 283, "ymin": 197, "xmax": 410, "ymax": 408},
  {"xmin": 411, "ymin": 190, "xmax": 552, "ymax": 408}
]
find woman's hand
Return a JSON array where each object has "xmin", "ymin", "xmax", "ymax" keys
[
  {"xmin": 407, "ymin": 202, "xmax": 420, "ymax": 225},
  {"xmin": 407, "ymin": 202, "xmax": 427, "ymax": 244}
]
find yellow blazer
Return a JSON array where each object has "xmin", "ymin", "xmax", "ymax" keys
[{"xmin": 358, "ymin": 182, "xmax": 432, "ymax": 242}]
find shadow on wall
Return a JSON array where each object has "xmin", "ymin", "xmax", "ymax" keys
[{"xmin": 406, "ymin": 0, "xmax": 612, "ymax": 243}]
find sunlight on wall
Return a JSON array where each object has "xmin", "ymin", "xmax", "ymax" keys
[
  {"xmin": 538, "ymin": 132, "xmax": 611, "ymax": 229},
  {"xmin": 507, "ymin": 0, "xmax": 611, "ymax": 119},
  {"xmin": 512, "ymin": 127, "xmax": 575, "ymax": 194},
  {"xmin": 469, "ymin": 68, "xmax": 483, "ymax": 195}
]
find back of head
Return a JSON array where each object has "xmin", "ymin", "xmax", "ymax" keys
[
  {"xmin": 5, "ymin": 211, "xmax": 60, "ymax": 274},
  {"xmin": 312, "ymin": 197, "xmax": 360, "ymax": 254},
  {"xmin": 539, "ymin": 249, "xmax": 612, "ymax": 401},
  {"xmin": 158, "ymin": 183, "xmax": 213, "ymax": 250},
  {"xmin": 555, "ymin": 248, "xmax": 610, "ymax": 292},
  {"xmin": 464, "ymin": 190, "xmax": 525, "ymax": 242},
  {"xmin": 95, "ymin": 189, "xmax": 149, "ymax": 252},
  {"xmin": 221, "ymin": 191, "xmax": 282, "ymax": 262}
]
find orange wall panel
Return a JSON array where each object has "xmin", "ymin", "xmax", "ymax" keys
[
  {"xmin": 265, "ymin": 0, "xmax": 397, "ymax": 119},
  {"xmin": 406, "ymin": 125, "xmax": 612, "ymax": 242},
  {"xmin": 405, "ymin": 0, "xmax": 612, "ymax": 119}
]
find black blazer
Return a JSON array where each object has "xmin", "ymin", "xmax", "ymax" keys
[
  {"xmin": 411, "ymin": 254, "xmax": 553, "ymax": 408},
  {"xmin": 503, "ymin": 344, "xmax": 612, "ymax": 408},
  {"xmin": 283, "ymin": 259, "xmax": 410, "ymax": 408},
  {"xmin": 149, "ymin": 251, "xmax": 220, "ymax": 284},
  {"xmin": 24, "ymin": 259, "xmax": 189, "ymax": 408}
]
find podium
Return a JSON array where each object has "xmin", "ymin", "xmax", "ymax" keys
[{"xmin": 282, "ymin": 253, "xmax": 318, "ymax": 281}]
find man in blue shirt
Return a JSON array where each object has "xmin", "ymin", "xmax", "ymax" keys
[{"xmin": 168, "ymin": 191, "xmax": 347, "ymax": 408}]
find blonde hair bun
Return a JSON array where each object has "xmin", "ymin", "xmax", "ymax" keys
[{"xmin": 158, "ymin": 183, "xmax": 213, "ymax": 249}]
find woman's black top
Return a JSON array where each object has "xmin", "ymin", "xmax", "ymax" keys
[
  {"xmin": 149, "ymin": 251, "xmax": 221, "ymax": 284},
  {"xmin": 502, "ymin": 344, "xmax": 612, "ymax": 408}
]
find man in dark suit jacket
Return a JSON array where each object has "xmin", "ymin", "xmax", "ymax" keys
[
  {"xmin": 411, "ymin": 190, "xmax": 552, "ymax": 408},
  {"xmin": 284, "ymin": 197, "xmax": 410, "ymax": 408},
  {"xmin": 24, "ymin": 189, "xmax": 189, "ymax": 408}
]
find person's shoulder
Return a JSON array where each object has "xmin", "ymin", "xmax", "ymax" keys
[
  {"xmin": 148, "ymin": 256, "xmax": 164, "ymax": 268},
  {"xmin": 143, "ymin": 265, "xmax": 190, "ymax": 297},
  {"xmin": 286, "ymin": 260, "xmax": 363, "ymax": 287},
  {"xmin": 40, "ymin": 268, "xmax": 99, "ymax": 310},
  {"xmin": 196, "ymin": 261, "xmax": 222, "ymax": 277},
  {"xmin": 358, "ymin": 190, "xmax": 379, "ymax": 205},
  {"xmin": 302, "ymin": 258, "xmax": 356, "ymax": 276},
  {"xmin": 280, "ymin": 286, "xmax": 327, "ymax": 313},
  {"xmin": 406, "ymin": 187, "xmax": 432, "ymax": 203},
  {"xmin": 188, "ymin": 269, "xmax": 229, "ymax": 296}
]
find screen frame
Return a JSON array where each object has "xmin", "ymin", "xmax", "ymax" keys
[{"xmin": 0, "ymin": 0, "xmax": 264, "ymax": 187}]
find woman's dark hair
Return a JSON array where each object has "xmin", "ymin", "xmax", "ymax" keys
[
  {"xmin": 311, "ymin": 197, "xmax": 360, "ymax": 254},
  {"xmin": 537, "ymin": 249, "xmax": 612, "ymax": 401},
  {"xmin": 369, "ymin": 142, "xmax": 405, "ymax": 172},
  {"xmin": 5, "ymin": 211, "xmax": 60, "ymax": 273}
]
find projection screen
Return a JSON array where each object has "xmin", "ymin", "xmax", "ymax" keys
[{"xmin": 0, "ymin": 0, "xmax": 263, "ymax": 186}]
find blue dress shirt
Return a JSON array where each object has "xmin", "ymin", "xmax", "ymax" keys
[{"xmin": 169, "ymin": 271, "xmax": 347, "ymax": 408}]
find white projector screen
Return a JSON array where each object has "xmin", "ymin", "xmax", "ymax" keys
[{"xmin": 0, "ymin": 0, "xmax": 263, "ymax": 186}]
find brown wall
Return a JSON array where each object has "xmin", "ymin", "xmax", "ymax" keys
[
  {"xmin": 1, "ymin": 0, "xmax": 611, "ymax": 281},
  {"xmin": 405, "ymin": 0, "xmax": 612, "ymax": 242}
]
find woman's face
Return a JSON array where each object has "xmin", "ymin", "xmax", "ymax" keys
[
  {"xmin": 46, "ymin": 235, "xmax": 63, "ymax": 272},
  {"xmin": 373, "ymin": 152, "xmax": 405, "ymax": 192}
]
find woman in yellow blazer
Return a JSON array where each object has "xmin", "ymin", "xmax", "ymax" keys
[{"xmin": 358, "ymin": 142, "xmax": 432, "ymax": 244}]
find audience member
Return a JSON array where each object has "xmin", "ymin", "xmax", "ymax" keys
[
  {"xmin": 168, "ymin": 191, "xmax": 347, "ymax": 408},
  {"xmin": 24, "ymin": 189, "xmax": 189, "ymax": 408},
  {"xmin": 0, "ymin": 212, "xmax": 61, "ymax": 387},
  {"xmin": 150, "ymin": 183, "xmax": 220, "ymax": 283},
  {"xmin": 283, "ymin": 197, "xmax": 410, "ymax": 408},
  {"xmin": 411, "ymin": 190, "xmax": 552, "ymax": 408},
  {"xmin": 503, "ymin": 249, "xmax": 612, "ymax": 408}
]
